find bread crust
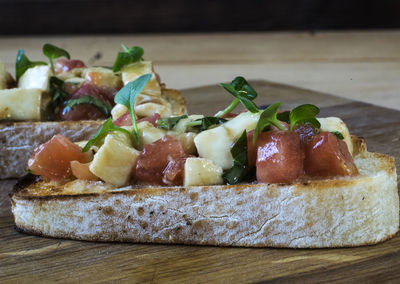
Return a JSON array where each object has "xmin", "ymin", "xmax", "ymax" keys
[
  {"xmin": 11, "ymin": 140, "xmax": 399, "ymax": 248},
  {"xmin": 0, "ymin": 88, "xmax": 186, "ymax": 179}
]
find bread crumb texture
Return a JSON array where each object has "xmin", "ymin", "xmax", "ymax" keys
[{"xmin": 12, "ymin": 151, "xmax": 399, "ymax": 248}]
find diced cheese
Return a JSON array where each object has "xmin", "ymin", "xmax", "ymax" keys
[
  {"xmin": 184, "ymin": 157, "xmax": 223, "ymax": 186},
  {"xmin": 0, "ymin": 88, "xmax": 43, "ymax": 121},
  {"xmin": 317, "ymin": 117, "xmax": 353, "ymax": 155},
  {"xmin": 18, "ymin": 65, "xmax": 51, "ymax": 91},
  {"xmin": 135, "ymin": 102, "xmax": 171, "ymax": 118},
  {"xmin": 138, "ymin": 121, "xmax": 167, "ymax": 145},
  {"xmin": 121, "ymin": 61, "xmax": 161, "ymax": 97},
  {"xmin": 194, "ymin": 111, "xmax": 260, "ymax": 169},
  {"xmin": 82, "ymin": 67, "xmax": 122, "ymax": 89},
  {"xmin": 177, "ymin": 132, "xmax": 197, "ymax": 155},
  {"xmin": 90, "ymin": 134, "xmax": 139, "ymax": 186},
  {"xmin": 111, "ymin": 104, "xmax": 128, "ymax": 120}
]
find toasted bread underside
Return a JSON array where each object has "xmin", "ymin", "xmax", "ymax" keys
[
  {"xmin": 11, "ymin": 140, "xmax": 399, "ymax": 248},
  {"xmin": 0, "ymin": 88, "xmax": 186, "ymax": 179}
]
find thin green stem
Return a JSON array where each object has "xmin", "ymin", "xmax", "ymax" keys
[{"xmin": 215, "ymin": 98, "xmax": 240, "ymax": 117}]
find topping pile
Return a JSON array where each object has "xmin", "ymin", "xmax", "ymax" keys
[
  {"xmin": 0, "ymin": 43, "xmax": 175, "ymax": 122},
  {"xmin": 28, "ymin": 76, "xmax": 358, "ymax": 187}
]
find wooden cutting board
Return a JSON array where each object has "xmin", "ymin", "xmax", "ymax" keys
[{"xmin": 1, "ymin": 81, "xmax": 399, "ymax": 283}]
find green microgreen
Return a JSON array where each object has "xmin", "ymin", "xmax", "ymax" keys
[
  {"xmin": 42, "ymin": 43, "xmax": 70, "ymax": 74},
  {"xmin": 15, "ymin": 49, "xmax": 47, "ymax": 81},
  {"xmin": 114, "ymin": 73, "xmax": 152, "ymax": 149},
  {"xmin": 215, "ymin": 76, "xmax": 258, "ymax": 117},
  {"xmin": 82, "ymin": 118, "xmax": 132, "ymax": 152},
  {"xmin": 331, "ymin": 131, "xmax": 344, "ymax": 140},
  {"xmin": 64, "ymin": 95, "xmax": 112, "ymax": 117},
  {"xmin": 223, "ymin": 130, "xmax": 250, "ymax": 185},
  {"xmin": 112, "ymin": 44, "xmax": 144, "ymax": 72},
  {"xmin": 253, "ymin": 102, "xmax": 285, "ymax": 143},
  {"xmin": 289, "ymin": 104, "xmax": 320, "ymax": 131},
  {"xmin": 156, "ymin": 115, "xmax": 188, "ymax": 130}
]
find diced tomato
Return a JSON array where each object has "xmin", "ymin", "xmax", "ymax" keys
[
  {"xmin": 304, "ymin": 132, "xmax": 358, "ymax": 177},
  {"xmin": 115, "ymin": 112, "xmax": 161, "ymax": 127},
  {"xmin": 28, "ymin": 135, "xmax": 87, "ymax": 181},
  {"xmin": 162, "ymin": 157, "xmax": 187, "ymax": 185},
  {"xmin": 61, "ymin": 83, "xmax": 115, "ymax": 121},
  {"xmin": 54, "ymin": 58, "xmax": 86, "ymax": 74},
  {"xmin": 70, "ymin": 161, "xmax": 98, "ymax": 181},
  {"xmin": 246, "ymin": 130, "xmax": 257, "ymax": 167},
  {"xmin": 138, "ymin": 113, "xmax": 161, "ymax": 127},
  {"xmin": 256, "ymin": 131, "xmax": 304, "ymax": 183},
  {"xmin": 293, "ymin": 123, "xmax": 319, "ymax": 145},
  {"xmin": 135, "ymin": 135, "xmax": 187, "ymax": 184}
]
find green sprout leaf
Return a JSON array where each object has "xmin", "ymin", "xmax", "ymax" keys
[
  {"xmin": 64, "ymin": 95, "xmax": 112, "ymax": 117},
  {"xmin": 112, "ymin": 45, "xmax": 144, "ymax": 72},
  {"xmin": 43, "ymin": 43, "xmax": 70, "ymax": 74},
  {"xmin": 216, "ymin": 76, "xmax": 259, "ymax": 117},
  {"xmin": 277, "ymin": 110, "xmax": 290, "ymax": 123},
  {"xmin": 253, "ymin": 102, "xmax": 285, "ymax": 143},
  {"xmin": 156, "ymin": 115, "xmax": 188, "ymax": 130},
  {"xmin": 82, "ymin": 118, "xmax": 133, "ymax": 152},
  {"xmin": 15, "ymin": 49, "xmax": 47, "ymax": 81},
  {"xmin": 331, "ymin": 131, "xmax": 344, "ymax": 140},
  {"xmin": 289, "ymin": 104, "xmax": 320, "ymax": 131},
  {"xmin": 223, "ymin": 131, "xmax": 250, "ymax": 185},
  {"xmin": 114, "ymin": 73, "xmax": 152, "ymax": 149},
  {"xmin": 195, "ymin": 117, "xmax": 227, "ymax": 131}
]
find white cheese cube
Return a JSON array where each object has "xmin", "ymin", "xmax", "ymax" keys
[
  {"xmin": 0, "ymin": 88, "xmax": 43, "ymax": 121},
  {"xmin": 82, "ymin": 67, "xmax": 122, "ymax": 89},
  {"xmin": 138, "ymin": 121, "xmax": 167, "ymax": 145},
  {"xmin": 90, "ymin": 134, "xmax": 139, "ymax": 186},
  {"xmin": 194, "ymin": 111, "xmax": 260, "ymax": 169},
  {"xmin": 0, "ymin": 61, "xmax": 8, "ymax": 90},
  {"xmin": 184, "ymin": 157, "xmax": 223, "ymax": 186},
  {"xmin": 317, "ymin": 117, "xmax": 353, "ymax": 155},
  {"xmin": 135, "ymin": 102, "xmax": 172, "ymax": 118},
  {"xmin": 18, "ymin": 65, "xmax": 51, "ymax": 91},
  {"xmin": 111, "ymin": 104, "xmax": 128, "ymax": 121},
  {"xmin": 121, "ymin": 61, "xmax": 161, "ymax": 97}
]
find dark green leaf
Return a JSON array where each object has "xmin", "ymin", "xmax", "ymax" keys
[
  {"xmin": 289, "ymin": 104, "xmax": 320, "ymax": 131},
  {"xmin": 82, "ymin": 118, "xmax": 133, "ymax": 152},
  {"xmin": 112, "ymin": 45, "xmax": 144, "ymax": 72},
  {"xmin": 156, "ymin": 115, "xmax": 188, "ymax": 130},
  {"xmin": 196, "ymin": 117, "xmax": 227, "ymax": 131},
  {"xmin": 64, "ymin": 95, "xmax": 112, "ymax": 116},
  {"xmin": 220, "ymin": 83, "xmax": 259, "ymax": 113},
  {"xmin": 46, "ymin": 76, "xmax": 69, "ymax": 119},
  {"xmin": 114, "ymin": 73, "xmax": 152, "ymax": 149},
  {"xmin": 43, "ymin": 43, "xmax": 70, "ymax": 74},
  {"xmin": 15, "ymin": 49, "xmax": 47, "ymax": 81},
  {"xmin": 331, "ymin": 131, "xmax": 344, "ymax": 140},
  {"xmin": 277, "ymin": 111, "xmax": 290, "ymax": 123},
  {"xmin": 223, "ymin": 131, "xmax": 250, "ymax": 185},
  {"xmin": 253, "ymin": 102, "xmax": 285, "ymax": 143},
  {"xmin": 230, "ymin": 76, "xmax": 257, "ymax": 100}
]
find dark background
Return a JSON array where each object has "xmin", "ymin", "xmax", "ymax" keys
[{"xmin": 1, "ymin": 0, "xmax": 400, "ymax": 35}]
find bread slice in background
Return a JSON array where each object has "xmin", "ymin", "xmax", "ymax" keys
[
  {"xmin": 11, "ymin": 138, "xmax": 399, "ymax": 248},
  {"xmin": 0, "ymin": 88, "xmax": 186, "ymax": 179}
]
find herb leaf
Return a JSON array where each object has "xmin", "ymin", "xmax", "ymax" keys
[
  {"xmin": 331, "ymin": 131, "xmax": 344, "ymax": 140},
  {"xmin": 156, "ymin": 115, "xmax": 188, "ymax": 130},
  {"xmin": 216, "ymin": 77, "xmax": 259, "ymax": 117},
  {"xmin": 15, "ymin": 49, "xmax": 47, "ymax": 81},
  {"xmin": 43, "ymin": 43, "xmax": 70, "ymax": 74},
  {"xmin": 114, "ymin": 73, "xmax": 152, "ymax": 149},
  {"xmin": 253, "ymin": 102, "xmax": 285, "ymax": 143},
  {"xmin": 82, "ymin": 118, "xmax": 133, "ymax": 152},
  {"xmin": 223, "ymin": 131, "xmax": 250, "ymax": 185},
  {"xmin": 112, "ymin": 45, "xmax": 144, "ymax": 72},
  {"xmin": 289, "ymin": 104, "xmax": 320, "ymax": 131},
  {"xmin": 196, "ymin": 117, "xmax": 227, "ymax": 131},
  {"xmin": 64, "ymin": 95, "xmax": 112, "ymax": 116},
  {"xmin": 277, "ymin": 111, "xmax": 290, "ymax": 123}
]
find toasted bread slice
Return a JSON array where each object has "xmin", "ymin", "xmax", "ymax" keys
[
  {"xmin": 11, "ymin": 138, "xmax": 399, "ymax": 248},
  {"xmin": 0, "ymin": 88, "xmax": 186, "ymax": 179}
]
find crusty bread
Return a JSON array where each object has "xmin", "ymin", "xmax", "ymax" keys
[
  {"xmin": 10, "ymin": 138, "xmax": 399, "ymax": 248},
  {"xmin": 0, "ymin": 88, "xmax": 186, "ymax": 179}
]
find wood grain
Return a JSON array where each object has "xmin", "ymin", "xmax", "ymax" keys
[
  {"xmin": 1, "ymin": 32, "xmax": 400, "ymax": 110},
  {"xmin": 1, "ymin": 81, "xmax": 399, "ymax": 283}
]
